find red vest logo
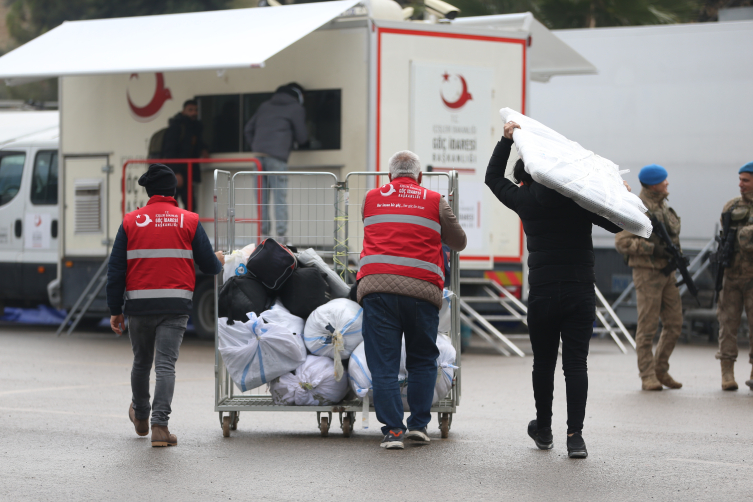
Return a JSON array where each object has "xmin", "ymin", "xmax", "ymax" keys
[
  {"xmin": 441, "ymin": 72, "xmax": 473, "ymax": 110},
  {"xmin": 135, "ymin": 214, "xmax": 153, "ymax": 227},
  {"xmin": 380, "ymin": 184, "xmax": 396, "ymax": 196},
  {"xmin": 127, "ymin": 73, "xmax": 172, "ymax": 122}
]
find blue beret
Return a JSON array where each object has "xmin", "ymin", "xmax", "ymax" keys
[
  {"xmin": 638, "ymin": 164, "xmax": 668, "ymax": 185},
  {"xmin": 739, "ymin": 162, "xmax": 753, "ymax": 174}
]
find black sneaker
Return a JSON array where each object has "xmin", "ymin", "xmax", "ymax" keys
[
  {"xmin": 405, "ymin": 427, "xmax": 430, "ymax": 444},
  {"xmin": 380, "ymin": 429, "xmax": 405, "ymax": 449},
  {"xmin": 567, "ymin": 432, "xmax": 588, "ymax": 458},
  {"xmin": 527, "ymin": 420, "xmax": 553, "ymax": 450}
]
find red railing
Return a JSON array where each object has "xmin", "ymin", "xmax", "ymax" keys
[{"xmin": 121, "ymin": 157, "xmax": 262, "ymax": 222}]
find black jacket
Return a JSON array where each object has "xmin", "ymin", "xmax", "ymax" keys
[
  {"xmin": 161, "ymin": 112, "xmax": 206, "ymax": 183},
  {"xmin": 485, "ymin": 138, "xmax": 622, "ymax": 286},
  {"xmin": 106, "ymin": 221, "xmax": 222, "ymax": 316}
]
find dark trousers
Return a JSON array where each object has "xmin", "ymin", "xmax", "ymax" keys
[
  {"xmin": 128, "ymin": 314, "xmax": 189, "ymax": 426},
  {"xmin": 527, "ymin": 281, "xmax": 594, "ymax": 434},
  {"xmin": 362, "ymin": 293, "xmax": 439, "ymax": 435}
]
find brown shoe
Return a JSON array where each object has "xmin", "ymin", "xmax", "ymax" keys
[
  {"xmin": 151, "ymin": 425, "xmax": 177, "ymax": 447},
  {"xmin": 129, "ymin": 403, "xmax": 149, "ymax": 437},
  {"xmin": 641, "ymin": 375, "xmax": 663, "ymax": 391},
  {"xmin": 721, "ymin": 360, "xmax": 738, "ymax": 391},
  {"xmin": 656, "ymin": 372, "xmax": 682, "ymax": 389}
]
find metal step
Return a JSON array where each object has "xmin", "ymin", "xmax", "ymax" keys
[{"xmin": 55, "ymin": 255, "xmax": 110, "ymax": 337}]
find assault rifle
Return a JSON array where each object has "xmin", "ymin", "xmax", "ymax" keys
[
  {"xmin": 712, "ymin": 211, "xmax": 737, "ymax": 302},
  {"xmin": 650, "ymin": 216, "xmax": 700, "ymax": 306}
]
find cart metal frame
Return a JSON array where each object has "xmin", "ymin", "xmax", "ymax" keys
[{"xmin": 213, "ymin": 169, "xmax": 460, "ymax": 438}]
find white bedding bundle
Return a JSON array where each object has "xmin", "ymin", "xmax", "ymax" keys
[
  {"xmin": 268, "ymin": 355, "xmax": 350, "ymax": 406},
  {"xmin": 499, "ymin": 108, "xmax": 652, "ymax": 238}
]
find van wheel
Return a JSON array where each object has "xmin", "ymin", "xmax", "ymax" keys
[{"xmin": 192, "ymin": 279, "xmax": 215, "ymax": 339}]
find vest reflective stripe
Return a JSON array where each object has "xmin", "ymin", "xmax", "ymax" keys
[
  {"xmin": 359, "ymin": 254, "xmax": 444, "ymax": 280},
  {"xmin": 127, "ymin": 249, "xmax": 194, "ymax": 260},
  {"xmin": 125, "ymin": 289, "xmax": 194, "ymax": 300},
  {"xmin": 363, "ymin": 214, "xmax": 441, "ymax": 234}
]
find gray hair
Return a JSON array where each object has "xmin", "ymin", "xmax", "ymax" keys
[{"xmin": 388, "ymin": 150, "xmax": 421, "ymax": 180}]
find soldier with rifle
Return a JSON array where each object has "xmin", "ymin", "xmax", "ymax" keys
[
  {"xmin": 713, "ymin": 161, "xmax": 753, "ymax": 391},
  {"xmin": 615, "ymin": 165, "xmax": 686, "ymax": 391}
]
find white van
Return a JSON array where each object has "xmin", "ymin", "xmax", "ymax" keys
[{"xmin": 0, "ymin": 111, "xmax": 59, "ymax": 313}]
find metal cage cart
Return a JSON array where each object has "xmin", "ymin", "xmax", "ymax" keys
[{"xmin": 213, "ymin": 169, "xmax": 460, "ymax": 438}]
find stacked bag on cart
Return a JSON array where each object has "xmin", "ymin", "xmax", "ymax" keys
[
  {"xmin": 303, "ymin": 298, "xmax": 364, "ymax": 381},
  {"xmin": 218, "ymin": 303, "xmax": 307, "ymax": 392},
  {"xmin": 269, "ymin": 355, "xmax": 350, "ymax": 406}
]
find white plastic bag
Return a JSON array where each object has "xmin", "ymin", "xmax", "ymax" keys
[
  {"xmin": 303, "ymin": 299, "xmax": 363, "ymax": 381},
  {"xmin": 217, "ymin": 312, "xmax": 306, "ymax": 392},
  {"xmin": 222, "ymin": 243, "xmax": 256, "ymax": 283},
  {"xmin": 260, "ymin": 301, "xmax": 305, "ymax": 338},
  {"xmin": 433, "ymin": 334, "xmax": 457, "ymax": 404},
  {"xmin": 499, "ymin": 108, "xmax": 651, "ymax": 238},
  {"xmin": 296, "ymin": 248, "xmax": 351, "ymax": 298},
  {"xmin": 348, "ymin": 339, "xmax": 408, "ymax": 404},
  {"xmin": 268, "ymin": 355, "xmax": 350, "ymax": 406},
  {"xmin": 438, "ymin": 289, "xmax": 454, "ymax": 335},
  {"xmin": 400, "ymin": 334, "xmax": 457, "ymax": 405}
]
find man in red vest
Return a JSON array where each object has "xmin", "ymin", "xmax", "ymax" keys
[
  {"xmin": 357, "ymin": 150, "xmax": 466, "ymax": 449},
  {"xmin": 106, "ymin": 164, "xmax": 224, "ymax": 447}
]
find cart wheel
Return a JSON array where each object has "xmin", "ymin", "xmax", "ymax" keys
[
  {"xmin": 222, "ymin": 416, "xmax": 231, "ymax": 438},
  {"xmin": 320, "ymin": 416, "xmax": 330, "ymax": 437},
  {"xmin": 230, "ymin": 412, "xmax": 239, "ymax": 431},
  {"xmin": 440, "ymin": 414, "xmax": 450, "ymax": 439},
  {"xmin": 342, "ymin": 415, "xmax": 352, "ymax": 437}
]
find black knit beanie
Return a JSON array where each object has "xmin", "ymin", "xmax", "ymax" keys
[{"xmin": 139, "ymin": 163, "xmax": 177, "ymax": 197}]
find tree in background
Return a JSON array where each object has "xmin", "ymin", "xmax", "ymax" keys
[{"xmin": 534, "ymin": 0, "xmax": 702, "ymax": 29}]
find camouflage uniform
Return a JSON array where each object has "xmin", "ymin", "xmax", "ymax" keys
[
  {"xmin": 716, "ymin": 193, "xmax": 753, "ymax": 366},
  {"xmin": 615, "ymin": 189, "xmax": 683, "ymax": 385}
]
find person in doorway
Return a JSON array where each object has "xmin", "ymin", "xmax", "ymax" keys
[
  {"xmin": 244, "ymin": 83, "xmax": 308, "ymax": 242},
  {"xmin": 162, "ymin": 99, "xmax": 208, "ymax": 211},
  {"xmin": 715, "ymin": 161, "xmax": 753, "ymax": 391},
  {"xmin": 106, "ymin": 164, "xmax": 224, "ymax": 447},
  {"xmin": 485, "ymin": 121, "xmax": 625, "ymax": 459},
  {"xmin": 357, "ymin": 150, "xmax": 466, "ymax": 450},
  {"xmin": 615, "ymin": 165, "xmax": 684, "ymax": 391}
]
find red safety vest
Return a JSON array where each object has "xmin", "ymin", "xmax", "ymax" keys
[
  {"xmin": 358, "ymin": 177, "xmax": 444, "ymax": 290},
  {"xmin": 122, "ymin": 196, "xmax": 199, "ymax": 302}
]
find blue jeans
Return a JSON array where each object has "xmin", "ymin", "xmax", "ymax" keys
[
  {"xmin": 259, "ymin": 156, "xmax": 288, "ymax": 238},
  {"xmin": 362, "ymin": 292, "xmax": 439, "ymax": 435},
  {"xmin": 128, "ymin": 314, "xmax": 189, "ymax": 426}
]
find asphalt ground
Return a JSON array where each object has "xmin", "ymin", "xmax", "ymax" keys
[{"xmin": 1, "ymin": 326, "xmax": 751, "ymax": 501}]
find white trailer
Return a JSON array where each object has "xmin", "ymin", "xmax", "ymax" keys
[
  {"xmin": 530, "ymin": 21, "xmax": 753, "ymax": 251},
  {"xmin": 0, "ymin": 1, "xmax": 594, "ymax": 335}
]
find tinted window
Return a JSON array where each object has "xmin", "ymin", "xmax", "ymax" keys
[
  {"xmin": 0, "ymin": 152, "xmax": 26, "ymax": 207},
  {"xmin": 31, "ymin": 150, "xmax": 58, "ymax": 205},
  {"xmin": 197, "ymin": 94, "xmax": 241, "ymax": 154},
  {"xmin": 196, "ymin": 89, "xmax": 342, "ymax": 154}
]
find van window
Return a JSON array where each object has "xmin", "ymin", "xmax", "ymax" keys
[
  {"xmin": 0, "ymin": 152, "xmax": 26, "ymax": 207},
  {"xmin": 31, "ymin": 150, "xmax": 58, "ymax": 205}
]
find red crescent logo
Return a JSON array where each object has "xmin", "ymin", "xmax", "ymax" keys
[
  {"xmin": 441, "ymin": 75, "xmax": 473, "ymax": 110},
  {"xmin": 127, "ymin": 73, "xmax": 172, "ymax": 121}
]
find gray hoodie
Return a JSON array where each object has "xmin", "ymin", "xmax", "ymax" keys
[{"xmin": 244, "ymin": 92, "xmax": 308, "ymax": 162}]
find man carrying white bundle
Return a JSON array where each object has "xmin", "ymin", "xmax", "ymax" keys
[
  {"xmin": 357, "ymin": 151, "xmax": 466, "ymax": 450},
  {"xmin": 486, "ymin": 122, "xmax": 625, "ymax": 459}
]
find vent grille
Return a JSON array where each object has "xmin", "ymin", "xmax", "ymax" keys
[{"xmin": 75, "ymin": 179, "xmax": 102, "ymax": 233}]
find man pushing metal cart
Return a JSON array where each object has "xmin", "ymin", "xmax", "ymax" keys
[{"xmin": 212, "ymin": 166, "xmax": 462, "ymax": 441}]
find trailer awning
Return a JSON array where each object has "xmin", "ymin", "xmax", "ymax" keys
[
  {"xmin": 0, "ymin": 0, "xmax": 360, "ymax": 84},
  {"xmin": 452, "ymin": 13, "xmax": 597, "ymax": 82}
]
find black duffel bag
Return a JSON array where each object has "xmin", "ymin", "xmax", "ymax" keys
[
  {"xmin": 245, "ymin": 238, "xmax": 297, "ymax": 290},
  {"xmin": 218, "ymin": 275, "xmax": 272, "ymax": 324},
  {"xmin": 277, "ymin": 267, "xmax": 331, "ymax": 319}
]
